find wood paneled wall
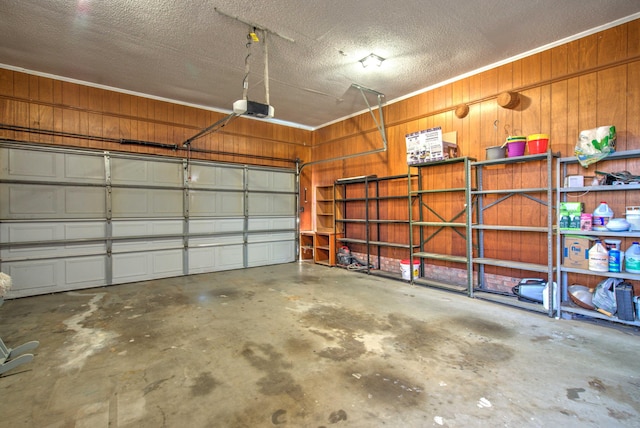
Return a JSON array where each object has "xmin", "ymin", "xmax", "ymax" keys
[
  {"xmin": 0, "ymin": 69, "xmax": 312, "ymax": 167},
  {"xmin": 311, "ymin": 19, "xmax": 640, "ymax": 278}
]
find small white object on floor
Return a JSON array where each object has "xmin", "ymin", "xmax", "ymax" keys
[
  {"xmin": 477, "ymin": 397, "xmax": 492, "ymax": 408},
  {"xmin": 0, "ymin": 272, "xmax": 12, "ymax": 298}
]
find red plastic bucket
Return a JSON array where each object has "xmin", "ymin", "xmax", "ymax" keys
[{"xmin": 527, "ymin": 134, "xmax": 549, "ymax": 154}]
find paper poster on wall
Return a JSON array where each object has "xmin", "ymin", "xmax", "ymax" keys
[{"xmin": 405, "ymin": 127, "xmax": 457, "ymax": 165}]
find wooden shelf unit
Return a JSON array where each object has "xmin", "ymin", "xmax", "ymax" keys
[
  {"xmin": 299, "ymin": 231, "xmax": 315, "ymax": 261},
  {"xmin": 315, "ymin": 185, "xmax": 335, "ymax": 232},
  {"xmin": 314, "ymin": 231, "xmax": 338, "ymax": 266},
  {"xmin": 314, "ymin": 185, "xmax": 337, "ymax": 265}
]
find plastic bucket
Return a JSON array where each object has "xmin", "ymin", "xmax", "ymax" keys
[
  {"xmin": 486, "ymin": 145, "xmax": 506, "ymax": 160},
  {"xmin": 400, "ymin": 259, "xmax": 419, "ymax": 280},
  {"xmin": 627, "ymin": 206, "xmax": 640, "ymax": 231},
  {"xmin": 506, "ymin": 140, "xmax": 526, "ymax": 157},
  {"xmin": 527, "ymin": 133, "xmax": 549, "ymax": 154}
]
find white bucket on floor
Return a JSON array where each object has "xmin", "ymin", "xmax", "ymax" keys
[{"xmin": 400, "ymin": 259, "xmax": 420, "ymax": 280}]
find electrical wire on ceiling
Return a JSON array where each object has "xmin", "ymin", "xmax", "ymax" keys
[
  {"xmin": 213, "ymin": 7, "xmax": 295, "ymax": 43},
  {"xmin": 242, "ymin": 27, "xmax": 270, "ymax": 106},
  {"xmin": 242, "ymin": 29, "xmax": 254, "ymax": 101},
  {"xmin": 263, "ymin": 30, "xmax": 270, "ymax": 105}
]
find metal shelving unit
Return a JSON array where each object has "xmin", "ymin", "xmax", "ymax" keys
[
  {"xmin": 556, "ymin": 149, "xmax": 640, "ymax": 326},
  {"xmin": 334, "ymin": 174, "xmax": 416, "ymax": 280},
  {"xmin": 469, "ymin": 151, "xmax": 558, "ymax": 316},
  {"xmin": 408, "ymin": 157, "xmax": 477, "ymax": 293}
]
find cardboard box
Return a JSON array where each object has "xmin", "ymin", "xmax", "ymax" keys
[
  {"xmin": 563, "ymin": 236, "xmax": 592, "ymax": 269},
  {"xmin": 406, "ymin": 127, "xmax": 457, "ymax": 165}
]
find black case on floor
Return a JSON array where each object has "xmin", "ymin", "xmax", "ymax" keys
[{"xmin": 615, "ymin": 282, "xmax": 635, "ymax": 321}]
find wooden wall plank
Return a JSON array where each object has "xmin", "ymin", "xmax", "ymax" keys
[
  {"xmin": 629, "ymin": 19, "xmax": 640, "ymax": 56},
  {"xmin": 598, "ymin": 25, "xmax": 628, "ymax": 64}
]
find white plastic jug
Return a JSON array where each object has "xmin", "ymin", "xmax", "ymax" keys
[
  {"xmin": 588, "ymin": 240, "xmax": 609, "ymax": 272},
  {"xmin": 625, "ymin": 242, "xmax": 640, "ymax": 274},
  {"xmin": 593, "ymin": 201, "xmax": 614, "ymax": 231}
]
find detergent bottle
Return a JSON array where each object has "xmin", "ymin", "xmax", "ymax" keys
[
  {"xmin": 625, "ymin": 242, "xmax": 640, "ymax": 274},
  {"xmin": 588, "ymin": 240, "xmax": 609, "ymax": 272},
  {"xmin": 592, "ymin": 201, "xmax": 613, "ymax": 231}
]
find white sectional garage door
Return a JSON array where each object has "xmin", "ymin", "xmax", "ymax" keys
[{"xmin": 0, "ymin": 143, "xmax": 297, "ymax": 298}]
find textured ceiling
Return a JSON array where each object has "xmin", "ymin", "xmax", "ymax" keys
[{"xmin": 1, "ymin": 1, "xmax": 640, "ymax": 130}]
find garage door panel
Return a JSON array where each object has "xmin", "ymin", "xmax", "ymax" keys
[
  {"xmin": 2, "ymin": 184, "xmax": 57, "ymax": 217},
  {"xmin": 64, "ymin": 222, "xmax": 106, "ymax": 239},
  {"xmin": 152, "ymin": 249, "xmax": 184, "ymax": 276},
  {"xmin": 65, "ymin": 153, "xmax": 105, "ymax": 181},
  {"xmin": 112, "ymin": 239, "xmax": 182, "ymax": 253},
  {"xmin": 65, "ymin": 187, "xmax": 106, "ymax": 215},
  {"xmin": 65, "ymin": 256, "xmax": 107, "ymax": 285},
  {"xmin": 189, "ymin": 235, "xmax": 243, "ymax": 247},
  {"xmin": 248, "ymin": 193, "xmax": 295, "ymax": 216},
  {"xmin": 6, "ymin": 261, "xmax": 57, "ymax": 289},
  {"xmin": 270, "ymin": 241, "xmax": 296, "ymax": 264},
  {"xmin": 189, "ymin": 164, "xmax": 243, "ymax": 190},
  {"xmin": 111, "ymin": 188, "xmax": 183, "ymax": 217},
  {"xmin": 112, "ymin": 253, "xmax": 148, "ymax": 282},
  {"xmin": 248, "ymin": 217, "xmax": 295, "ymax": 244},
  {"xmin": 1, "ymin": 222, "xmax": 57, "ymax": 242},
  {"xmin": 0, "ymin": 148, "xmax": 104, "ymax": 184},
  {"xmin": 110, "ymin": 158, "xmax": 182, "ymax": 187},
  {"xmin": 3, "ymin": 255, "xmax": 108, "ymax": 298},
  {"xmin": 248, "ymin": 240, "xmax": 295, "ymax": 267},
  {"xmin": 5, "ymin": 148, "xmax": 58, "ymax": 178},
  {"xmin": 247, "ymin": 170, "xmax": 294, "ymax": 192},
  {"xmin": 189, "ymin": 191, "xmax": 243, "ymax": 216},
  {"xmin": 189, "ymin": 218, "xmax": 244, "ymax": 234},
  {"xmin": 215, "ymin": 245, "xmax": 244, "ymax": 270},
  {"xmin": 248, "ymin": 232, "xmax": 295, "ymax": 243},
  {"xmin": 112, "ymin": 250, "xmax": 184, "ymax": 284},
  {"xmin": 0, "ymin": 184, "xmax": 105, "ymax": 219},
  {"xmin": 247, "ymin": 242, "xmax": 270, "ymax": 266},
  {"xmin": 188, "ymin": 244, "xmax": 244, "ymax": 273},
  {"xmin": 112, "ymin": 219, "xmax": 183, "ymax": 237},
  {"xmin": 0, "ymin": 221, "xmax": 106, "ymax": 259},
  {"xmin": 248, "ymin": 217, "xmax": 295, "ymax": 231},
  {"xmin": 112, "ymin": 217, "xmax": 183, "ymax": 251},
  {"xmin": 188, "ymin": 247, "xmax": 216, "ymax": 273}
]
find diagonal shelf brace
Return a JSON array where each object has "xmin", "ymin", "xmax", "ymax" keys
[{"xmin": 351, "ymin": 83, "xmax": 388, "ymax": 150}]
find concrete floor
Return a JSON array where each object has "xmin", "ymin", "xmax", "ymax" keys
[{"xmin": 1, "ymin": 263, "xmax": 639, "ymax": 427}]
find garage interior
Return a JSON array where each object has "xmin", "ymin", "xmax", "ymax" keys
[{"xmin": 1, "ymin": 2, "xmax": 640, "ymax": 427}]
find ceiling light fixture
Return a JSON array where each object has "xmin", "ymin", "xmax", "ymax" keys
[{"xmin": 359, "ymin": 53, "xmax": 385, "ymax": 68}]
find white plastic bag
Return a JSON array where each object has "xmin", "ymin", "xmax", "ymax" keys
[
  {"xmin": 592, "ymin": 277, "xmax": 621, "ymax": 315},
  {"xmin": 575, "ymin": 125, "xmax": 616, "ymax": 167}
]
